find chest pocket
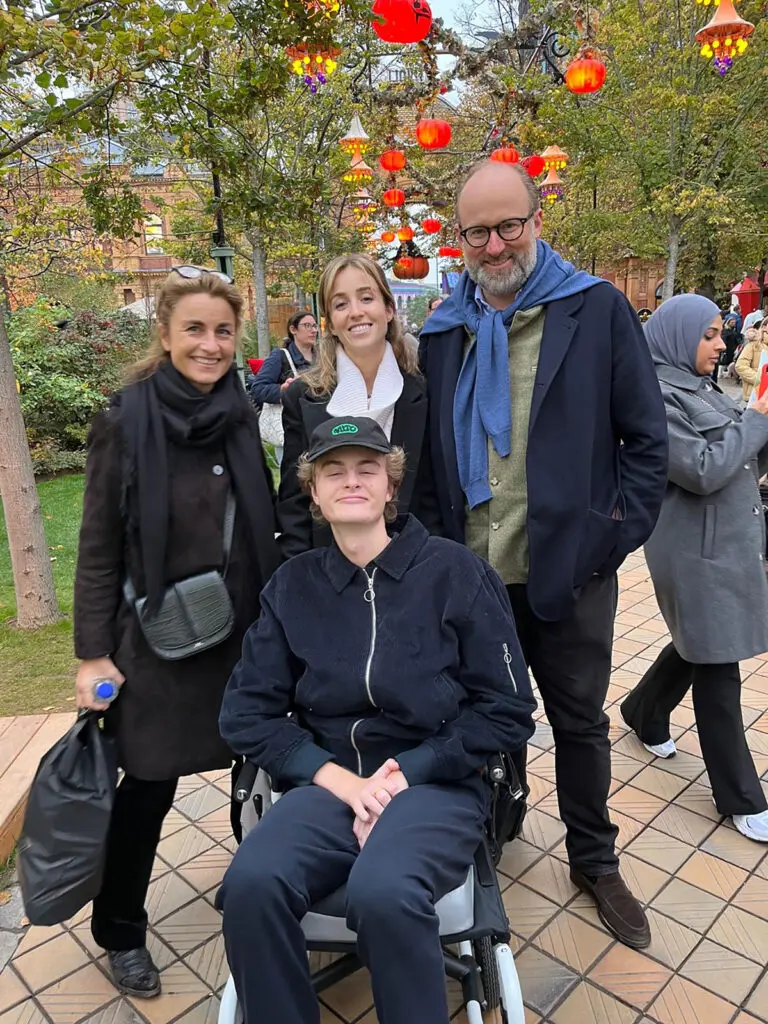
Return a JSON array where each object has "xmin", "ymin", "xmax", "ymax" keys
[{"xmin": 688, "ymin": 406, "xmax": 735, "ymax": 444}]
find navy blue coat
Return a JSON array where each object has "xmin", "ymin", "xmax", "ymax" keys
[
  {"xmin": 220, "ymin": 516, "xmax": 536, "ymax": 789},
  {"xmin": 419, "ymin": 283, "xmax": 668, "ymax": 621},
  {"xmin": 249, "ymin": 341, "xmax": 312, "ymax": 407}
]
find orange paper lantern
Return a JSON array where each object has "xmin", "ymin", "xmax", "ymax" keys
[
  {"xmin": 415, "ymin": 118, "xmax": 451, "ymax": 150},
  {"xmin": 421, "ymin": 217, "xmax": 441, "ymax": 234},
  {"xmin": 489, "ymin": 146, "xmax": 519, "ymax": 163},
  {"xmin": 521, "ymin": 154, "xmax": 545, "ymax": 177},
  {"xmin": 372, "ymin": 0, "xmax": 433, "ymax": 44},
  {"xmin": 397, "ymin": 226, "xmax": 414, "ymax": 241},
  {"xmin": 379, "ymin": 149, "xmax": 406, "ymax": 172},
  {"xmin": 438, "ymin": 245, "xmax": 462, "ymax": 258},
  {"xmin": 381, "ymin": 230, "xmax": 396, "ymax": 242},
  {"xmin": 564, "ymin": 55, "xmax": 606, "ymax": 94},
  {"xmin": 382, "ymin": 188, "xmax": 406, "ymax": 207}
]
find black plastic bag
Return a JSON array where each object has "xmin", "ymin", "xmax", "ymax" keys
[{"xmin": 18, "ymin": 712, "xmax": 118, "ymax": 926}]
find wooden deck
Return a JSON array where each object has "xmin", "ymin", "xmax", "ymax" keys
[{"xmin": 0, "ymin": 713, "xmax": 75, "ymax": 864}]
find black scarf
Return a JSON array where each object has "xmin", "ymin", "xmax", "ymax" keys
[{"xmin": 118, "ymin": 361, "xmax": 280, "ymax": 613}]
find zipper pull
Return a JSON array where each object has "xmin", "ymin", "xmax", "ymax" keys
[
  {"xmin": 363, "ymin": 569, "xmax": 376, "ymax": 603},
  {"xmin": 502, "ymin": 643, "xmax": 518, "ymax": 693},
  {"xmin": 503, "ymin": 643, "xmax": 512, "ymax": 665}
]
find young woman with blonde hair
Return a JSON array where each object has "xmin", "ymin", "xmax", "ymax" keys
[
  {"xmin": 276, "ymin": 254, "xmax": 434, "ymax": 557},
  {"xmin": 74, "ymin": 266, "xmax": 280, "ymax": 999}
]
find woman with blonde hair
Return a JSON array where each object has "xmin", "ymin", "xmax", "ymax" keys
[
  {"xmin": 277, "ymin": 253, "xmax": 432, "ymax": 556},
  {"xmin": 74, "ymin": 266, "xmax": 280, "ymax": 998},
  {"xmin": 736, "ymin": 316, "xmax": 768, "ymax": 404}
]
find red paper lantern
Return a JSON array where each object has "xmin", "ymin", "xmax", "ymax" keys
[
  {"xmin": 381, "ymin": 230, "xmax": 396, "ymax": 242},
  {"xmin": 421, "ymin": 217, "xmax": 441, "ymax": 234},
  {"xmin": 521, "ymin": 154, "xmax": 545, "ymax": 177},
  {"xmin": 565, "ymin": 55, "xmax": 606, "ymax": 94},
  {"xmin": 438, "ymin": 245, "xmax": 462, "ymax": 258},
  {"xmin": 489, "ymin": 146, "xmax": 519, "ymax": 164},
  {"xmin": 371, "ymin": 0, "xmax": 433, "ymax": 44},
  {"xmin": 415, "ymin": 118, "xmax": 451, "ymax": 150},
  {"xmin": 397, "ymin": 226, "xmax": 414, "ymax": 241},
  {"xmin": 379, "ymin": 149, "xmax": 407, "ymax": 173},
  {"xmin": 382, "ymin": 188, "xmax": 406, "ymax": 207}
]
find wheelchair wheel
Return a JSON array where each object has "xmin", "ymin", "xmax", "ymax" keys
[{"xmin": 474, "ymin": 935, "xmax": 500, "ymax": 1009}]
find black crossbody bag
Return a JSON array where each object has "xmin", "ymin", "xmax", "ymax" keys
[{"xmin": 123, "ymin": 492, "xmax": 236, "ymax": 661}]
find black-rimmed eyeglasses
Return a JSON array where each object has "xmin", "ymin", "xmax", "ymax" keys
[
  {"xmin": 172, "ymin": 264, "xmax": 233, "ymax": 284},
  {"xmin": 459, "ymin": 214, "xmax": 534, "ymax": 249}
]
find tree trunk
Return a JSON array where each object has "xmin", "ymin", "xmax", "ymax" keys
[
  {"xmin": 0, "ymin": 303, "xmax": 61, "ymax": 628},
  {"xmin": 661, "ymin": 216, "xmax": 681, "ymax": 302},
  {"xmin": 248, "ymin": 228, "xmax": 271, "ymax": 359},
  {"xmin": 697, "ymin": 233, "xmax": 717, "ymax": 300},
  {"xmin": 758, "ymin": 256, "xmax": 767, "ymax": 308}
]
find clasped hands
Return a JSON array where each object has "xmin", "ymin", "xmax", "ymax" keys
[{"xmin": 313, "ymin": 758, "xmax": 409, "ymax": 849}]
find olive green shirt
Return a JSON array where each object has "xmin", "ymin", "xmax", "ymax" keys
[{"xmin": 464, "ymin": 305, "xmax": 545, "ymax": 584}]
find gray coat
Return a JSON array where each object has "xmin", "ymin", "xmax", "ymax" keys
[{"xmin": 644, "ymin": 366, "xmax": 768, "ymax": 664}]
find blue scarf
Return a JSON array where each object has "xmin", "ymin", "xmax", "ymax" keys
[{"xmin": 422, "ymin": 240, "xmax": 603, "ymax": 508}]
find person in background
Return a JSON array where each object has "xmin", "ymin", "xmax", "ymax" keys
[
  {"xmin": 277, "ymin": 254, "xmax": 432, "ymax": 558},
  {"xmin": 720, "ymin": 315, "xmax": 741, "ymax": 378},
  {"xmin": 736, "ymin": 318, "xmax": 768, "ymax": 406},
  {"xmin": 74, "ymin": 268, "xmax": 280, "ymax": 999},
  {"xmin": 250, "ymin": 311, "xmax": 317, "ymax": 463},
  {"xmin": 218, "ymin": 415, "xmax": 536, "ymax": 1024},
  {"xmin": 427, "ymin": 295, "xmax": 444, "ymax": 316},
  {"xmin": 621, "ymin": 294, "xmax": 768, "ymax": 843},
  {"xmin": 419, "ymin": 159, "xmax": 668, "ymax": 950}
]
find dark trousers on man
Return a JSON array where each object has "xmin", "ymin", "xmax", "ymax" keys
[
  {"xmin": 218, "ymin": 782, "xmax": 486, "ymax": 1024},
  {"xmin": 507, "ymin": 575, "xmax": 620, "ymax": 876},
  {"xmin": 91, "ymin": 775, "xmax": 178, "ymax": 951},
  {"xmin": 620, "ymin": 642, "xmax": 767, "ymax": 816}
]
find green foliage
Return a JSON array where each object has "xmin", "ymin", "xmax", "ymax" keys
[
  {"xmin": 36, "ymin": 272, "xmax": 123, "ymax": 314},
  {"xmin": 8, "ymin": 301, "xmax": 149, "ymax": 473}
]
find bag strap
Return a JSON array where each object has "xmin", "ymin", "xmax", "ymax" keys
[
  {"xmin": 124, "ymin": 489, "xmax": 236, "ymax": 604},
  {"xmin": 283, "ymin": 345, "xmax": 298, "ymax": 378}
]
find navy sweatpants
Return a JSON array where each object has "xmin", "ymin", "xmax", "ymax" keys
[{"xmin": 218, "ymin": 781, "xmax": 487, "ymax": 1024}]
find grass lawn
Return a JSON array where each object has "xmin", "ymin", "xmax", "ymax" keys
[{"xmin": 0, "ymin": 474, "xmax": 83, "ymax": 716}]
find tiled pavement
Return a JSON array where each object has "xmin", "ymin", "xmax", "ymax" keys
[{"xmin": 2, "ymin": 550, "xmax": 768, "ymax": 1024}]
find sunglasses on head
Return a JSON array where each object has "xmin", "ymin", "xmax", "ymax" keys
[{"xmin": 172, "ymin": 264, "xmax": 233, "ymax": 284}]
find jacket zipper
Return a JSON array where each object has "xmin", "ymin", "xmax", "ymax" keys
[
  {"xmin": 362, "ymin": 568, "xmax": 378, "ymax": 707},
  {"xmin": 350, "ymin": 719, "xmax": 364, "ymax": 775},
  {"xmin": 502, "ymin": 643, "xmax": 518, "ymax": 694}
]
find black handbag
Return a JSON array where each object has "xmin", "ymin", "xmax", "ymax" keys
[
  {"xmin": 18, "ymin": 712, "xmax": 118, "ymax": 926},
  {"xmin": 486, "ymin": 752, "xmax": 528, "ymax": 865},
  {"xmin": 123, "ymin": 491, "xmax": 236, "ymax": 661}
]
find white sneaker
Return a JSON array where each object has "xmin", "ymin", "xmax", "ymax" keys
[
  {"xmin": 643, "ymin": 739, "xmax": 677, "ymax": 759},
  {"xmin": 733, "ymin": 810, "xmax": 768, "ymax": 842}
]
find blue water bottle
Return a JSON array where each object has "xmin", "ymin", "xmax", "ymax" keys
[{"xmin": 92, "ymin": 679, "xmax": 119, "ymax": 704}]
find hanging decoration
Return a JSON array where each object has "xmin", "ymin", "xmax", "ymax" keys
[
  {"xmin": 540, "ymin": 169, "xmax": 565, "ymax": 204},
  {"xmin": 379, "ymin": 149, "xmax": 407, "ymax": 172},
  {"xmin": 381, "ymin": 230, "xmax": 396, "ymax": 243},
  {"xmin": 489, "ymin": 146, "xmax": 520, "ymax": 164},
  {"xmin": 415, "ymin": 118, "xmax": 451, "ymax": 150},
  {"xmin": 371, "ymin": 0, "xmax": 433, "ymax": 44},
  {"xmin": 339, "ymin": 115, "xmax": 371, "ymax": 157},
  {"xmin": 564, "ymin": 48, "xmax": 606, "ymax": 94},
  {"xmin": 343, "ymin": 156, "xmax": 373, "ymax": 183},
  {"xmin": 393, "ymin": 242, "xmax": 430, "ymax": 280},
  {"xmin": 383, "ymin": 188, "xmax": 406, "ymax": 207},
  {"xmin": 438, "ymin": 245, "xmax": 462, "ymax": 258},
  {"xmin": 521, "ymin": 154, "xmax": 545, "ymax": 177},
  {"xmin": 421, "ymin": 217, "xmax": 441, "ymax": 233},
  {"xmin": 286, "ymin": 44, "xmax": 340, "ymax": 92},
  {"xmin": 397, "ymin": 225, "xmax": 414, "ymax": 241},
  {"xmin": 695, "ymin": 0, "xmax": 754, "ymax": 74},
  {"xmin": 541, "ymin": 145, "xmax": 569, "ymax": 171},
  {"xmin": 351, "ymin": 191, "xmax": 377, "ymax": 217}
]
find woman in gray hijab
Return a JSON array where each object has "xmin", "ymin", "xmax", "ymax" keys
[{"xmin": 621, "ymin": 294, "xmax": 768, "ymax": 843}]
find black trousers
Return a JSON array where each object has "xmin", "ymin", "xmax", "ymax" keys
[
  {"xmin": 91, "ymin": 775, "xmax": 178, "ymax": 951},
  {"xmin": 507, "ymin": 575, "xmax": 619, "ymax": 876},
  {"xmin": 620, "ymin": 643, "xmax": 767, "ymax": 816},
  {"xmin": 219, "ymin": 782, "xmax": 486, "ymax": 1024}
]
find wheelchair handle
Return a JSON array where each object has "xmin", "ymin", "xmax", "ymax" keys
[{"xmin": 235, "ymin": 760, "xmax": 258, "ymax": 802}]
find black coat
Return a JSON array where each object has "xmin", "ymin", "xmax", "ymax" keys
[
  {"xmin": 249, "ymin": 341, "xmax": 312, "ymax": 408},
  {"xmin": 276, "ymin": 372, "xmax": 433, "ymax": 558},
  {"xmin": 420, "ymin": 284, "xmax": 668, "ymax": 621},
  {"xmin": 220, "ymin": 516, "xmax": 536, "ymax": 788},
  {"xmin": 74, "ymin": 408, "xmax": 277, "ymax": 780}
]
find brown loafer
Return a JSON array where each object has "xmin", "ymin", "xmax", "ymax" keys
[{"xmin": 570, "ymin": 869, "xmax": 651, "ymax": 949}]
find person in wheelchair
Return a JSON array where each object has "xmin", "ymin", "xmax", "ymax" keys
[{"xmin": 217, "ymin": 416, "xmax": 536, "ymax": 1024}]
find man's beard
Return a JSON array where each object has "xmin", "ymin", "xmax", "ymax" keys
[{"xmin": 465, "ymin": 239, "xmax": 538, "ymax": 298}]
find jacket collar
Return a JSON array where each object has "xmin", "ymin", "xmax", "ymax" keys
[
  {"xmin": 321, "ymin": 514, "xmax": 429, "ymax": 593},
  {"xmin": 655, "ymin": 363, "xmax": 711, "ymax": 393}
]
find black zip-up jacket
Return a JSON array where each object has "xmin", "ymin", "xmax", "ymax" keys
[{"xmin": 220, "ymin": 516, "xmax": 536, "ymax": 789}]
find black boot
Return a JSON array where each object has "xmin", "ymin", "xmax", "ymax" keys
[{"xmin": 107, "ymin": 947, "xmax": 161, "ymax": 998}]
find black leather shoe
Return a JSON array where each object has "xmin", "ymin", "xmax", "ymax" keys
[
  {"xmin": 570, "ymin": 869, "xmax": 651, "ymax": 949},
  {"xmin": 107, "ymin": 947, "xmax": 161, "ymax": 998}
]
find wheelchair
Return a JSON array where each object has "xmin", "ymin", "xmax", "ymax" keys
[{"xmin": 218, "ymin": 753, "xmax": 528, "ymax": 1024}]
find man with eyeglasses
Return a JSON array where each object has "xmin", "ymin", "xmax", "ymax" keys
[{"xmin": 419, "ymin": 160, "xmax": 668, "ymax": 951}]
